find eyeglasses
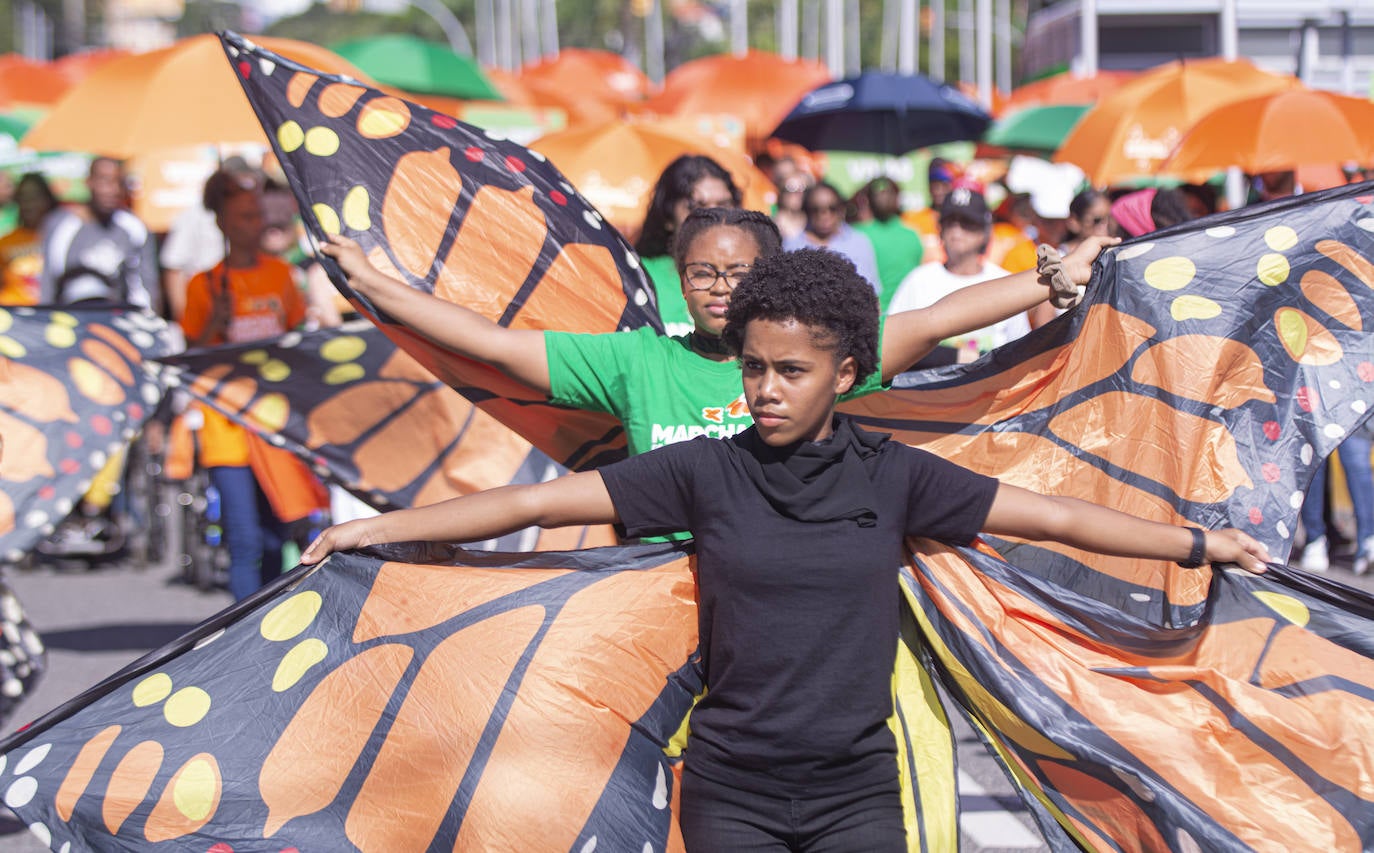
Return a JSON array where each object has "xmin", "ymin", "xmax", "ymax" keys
[
  {"xmin": 684, "ymin": 262, "xmax": 751, "ymax": 290},
  {"xmin": 806, "ymin": 203, "xmax": 845, "ymax": 215}
]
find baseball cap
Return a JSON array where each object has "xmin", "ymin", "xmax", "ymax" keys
[{"xmin": 939, "ymin": 185, "xmax": 991, "ymax": 227}]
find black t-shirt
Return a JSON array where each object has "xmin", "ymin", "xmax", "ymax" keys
[{"xmin": 599, "ymin": 426, "xmax": 998, "ymax": 796}]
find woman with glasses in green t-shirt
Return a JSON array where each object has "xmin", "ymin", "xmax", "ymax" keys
[{"xmin": 321, "ymin": 207, "xmax": 1114, "ymax": 460}]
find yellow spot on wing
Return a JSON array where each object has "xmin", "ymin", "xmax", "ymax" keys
[
  {"xmin": 1258, "ymin": 253, "xmax": 1290, "ymax": 286},
  {"xmin": 1144, "ymin": 256, "xmax": 1196, "ymax": 291},
  {"xmin": 1170, "ymin": 295, "xmax": 1222, "ymax": 321},
  {"xmin": 273, "ymin": 638, "xmax": 329, "ymax": 692},
  {"xmin": 1254, "ymin": 591, "xmax": 1310, "ymax": 627},
  {"xmin": 260, "ymin": 591, "xmax": 323, "ymax": 641},
  {"xmin": 132, "ymin": 673, "xmax": 172, "ymax": 707},
  {"xmin": 1264, "ymin": 225, "xmax": 1298, "ymax": 251},
  {"xmin": 164, "ymin": 687, "xmax": 211, "ymax": 727}
]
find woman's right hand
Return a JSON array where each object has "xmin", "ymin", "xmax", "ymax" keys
[
  {"xmin": 301, "ymin": 520, "xmax": 373, "ymax": 565},
  {"xmin": 319, "ymin": 234, "xmax": 380, "ymax": 292}
]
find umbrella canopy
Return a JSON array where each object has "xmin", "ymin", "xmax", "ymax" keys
[
  {"xmin": 0, "ymin": 56, "xmax": 71, "ymax": 106},
  {"xmin": 770, "ymin": 71, "xmax": 991, "ymax": 155},
  {"xmin": 330, "ymin": 34, "xmax": 502, "ymax": 101},
  {"xmin": 520, "ymin": 48, "xmax": 651, "ymax": 125},
  {"xmin": 1004, "ymin": 70, "xmax": 1135, "ymax": 112},
  {"xmin": 982, "ymin": 103, "xmax": 1090, "ymax": 154},
  {"xmin": 1055, "ymin": 58, "xmax": 1297, "ymax": 186},
  {"xmin": 528, "ymin": 119, "xmax": 773, "ymax": 242},
  {"xmin": 51, "ymin": 49, "xmax": 129, "ymax": 85},
  {"xmin": 1164, "ymin": 88, "xmax": 1374, "ymax": 175},
  {"xmin": 22, "ymin": 34, "xmax": 372, "ymax": 157},
  {"xmin": 645, "ymin": 51, "xmax": 831, "ymax": 149}
]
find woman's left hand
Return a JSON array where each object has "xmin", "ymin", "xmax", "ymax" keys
[
  {"xmin": 1061, "ymin": 235, "xmax": 1121, "ymax": 285},
  {"xmin": 301, "ymin": 520, "xmax": 373, "ymax": 565},
  {"xmin": 1204, "ymin": 528, "xmax": 1272, "ymax": 574}
]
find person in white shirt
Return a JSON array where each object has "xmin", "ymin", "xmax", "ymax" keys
[{"xmin": 886, "ymin": 186, "xmax": 1030, "ymax": 359}]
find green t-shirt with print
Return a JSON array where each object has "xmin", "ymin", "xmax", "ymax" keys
[
  {"xmin": 641, "ymin": 254, "xmax": 695, "ymax": 338},
  {"xmin": 545, "ymin": 325, "xmax": 887, "ymax": 459}
]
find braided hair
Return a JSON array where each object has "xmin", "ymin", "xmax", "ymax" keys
[{"xmin": 672, "ymin": 207, "xmax": 782, "ymax": 272}]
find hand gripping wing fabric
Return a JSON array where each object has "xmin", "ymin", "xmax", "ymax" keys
[
  {"xmin": 155, "ymin": 323, "xmax": 617, "ymax": 551},
  {"xmin": 221, "ymin": 31, "xmax": 661, "ymax": 474}
]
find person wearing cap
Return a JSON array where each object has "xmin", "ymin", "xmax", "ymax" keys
[
  {"xmin": 886, "ymin": 186, "xmax": 1036, "ymax": 359},
  {"xmin": 783, "ymin": 181, "xmax": 881, "ymax": 293}
]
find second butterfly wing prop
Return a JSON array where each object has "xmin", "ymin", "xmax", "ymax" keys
[{"xmin": 223, "ymin": 31, "xmax": 662, "ymax": 473}]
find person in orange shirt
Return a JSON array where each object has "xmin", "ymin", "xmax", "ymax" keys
[
  {"xmin": 0, "ymin": 173, "xmax": 59, "ymax": 305},
  {"xmin": 180, "ymin": 168, "xmax": 309, "ymax": 600}
]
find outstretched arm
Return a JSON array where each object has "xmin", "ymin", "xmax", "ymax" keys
[
  {"xmin": 301, "ymin": 470, "xmax": 618, "ymax": 564},
  {"xmin": 319, "ymin": 234, "xmax": 552, "ymax": 394},
  {"xmin": 982, "ymin": 483, "xmax": 1271, "ymax": 573},
  {"xmin": 879, "ymin": 235, "xmax": 1119, "ymax": 382}
]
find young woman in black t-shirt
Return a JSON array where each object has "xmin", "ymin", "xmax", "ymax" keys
[{"xmin": 302, "ymin": 249, "xmax": 1271, "ymax": 852}]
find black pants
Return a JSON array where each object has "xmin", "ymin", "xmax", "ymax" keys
[{"xmin": 679, "ymin": 769, "xmax": 907, "ymax": 853}]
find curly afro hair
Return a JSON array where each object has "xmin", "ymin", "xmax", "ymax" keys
[
  {"xmin": 722, "ymin": 248, "xmax": 879, "ymax": 382},
  {"xmin": 673, "ymin": 207, "xmax": 782, "ymax": 272}
]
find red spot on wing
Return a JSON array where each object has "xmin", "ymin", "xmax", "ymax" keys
[
  {"xmin": 237, "ymin": 61, "xmax": 251, "ymax": 79},
  {"xmin": 64, "ymin": 431, "xmax": 82, "ymax": 449},
  {"xmin": 1249, "ymin": 507, "xmax": 1264, "ymax": 524},
  {"xmin": 432, "ymin": 115, "xmax": 458, "ymax": 129},
  {"xmin": 549, "ymin": 190, "xmax": 567, "ymax": 206},
  {"xmin": 1263, "ymin": 421, "xmax": 1281, "ymax": 441},
  {"xmin": 60, "ymin": 459, "xmax": 80, "ymax": 474},
  {"xmin": 1262, "ymin": 463, "xmax": 1281, "ymax": 483},
  {"xmin": 91, "ymin": 415, "xmax": 112, "ymax": 436},
  {"xmin": 1296, "ymin": 387, "xmax": 1318, "ymax": 412},
  {"xmin": 504, "ymin": 155, "xmax": 525, "ymax": 173},
  {"xmin": 1359, "ymin": 362, "xmax": 1374, "ymax": 382}
]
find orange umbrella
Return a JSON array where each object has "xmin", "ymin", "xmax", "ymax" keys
[
  {"xmin": 1003, "ymin": 69, "xmax": 1135, "ymax": 112},
  {"xmin": 1164, "ymin": 88, "xmax": 1374, "ymax": 175},
  {"xmin": 529, "ymin": 119, "xmax": 773, "ymax": 243},
  {"xmin": 0, "ymin": 55, "xmax": 71, "ymax": 106},
  {"xmin": 955, "ymin": 81, "xmax": 1010, "ymax": 117},
  {"xmin": 644, "ymin": 51, "xmax": 831, "ymax": 150},
  {"xmin": 482, "ymin": 66, "xmax": 539, "ymax": 106},
  {"xmin": 51, "ymin": 48, "xmax": 130, "ymax": 84},
  {"xmin": 22, "ymin": 34, "xmax": 372, "ymax": 157},
  {"xmin": 520, "ymin": 48, "xmax": 651, "ymax": 125},
  {"xmin": 1055, "ymin": 58, "xmax": 1298, "ymax": 186}
]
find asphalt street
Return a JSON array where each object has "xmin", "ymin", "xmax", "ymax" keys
[{"xmin": 0, "ymin": 542, "xmax": 1368, "ymax": 852}]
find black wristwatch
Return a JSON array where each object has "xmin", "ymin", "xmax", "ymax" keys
[{"xmin": 1177, "ymin": 527, "xmax": 1207, "ymax": 569}]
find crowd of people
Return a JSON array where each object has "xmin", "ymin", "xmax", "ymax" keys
[
  {"xmin": 0, "ymin": 145, "xmax": 1368, "ymax": 608},
  {"xmin": 0, "ymin": 117, "xmax": 1369, "ymax": 848}
]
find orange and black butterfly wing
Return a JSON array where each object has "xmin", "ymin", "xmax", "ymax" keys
[
  {"xmin": 0, "ymin": 543, "xmax": 699, "ymax": 851},
  {"xmin": 158, "ymin": 323, "xmax": 617, "ymax": 550},
  {"xmin": 841, "ymin": 185, "xmax": 1374, "ymax": 849},
  {"xmin": 223, "ymin": 32, "xmax": 662, "ymax": 473},
  {"xmin": 0, "ymin": 306, "xmax": 171, "ymax": 561}
]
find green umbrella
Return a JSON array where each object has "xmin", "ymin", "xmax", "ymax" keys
[
  {"xmin": 983, "ymin": 104, "xmax": 1090, "ymax": 154},
  {"xmin": 330, "ymin": 34, "xmax": 503, "ymax": 101}
]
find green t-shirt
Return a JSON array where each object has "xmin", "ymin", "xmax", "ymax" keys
[
  {"xmin": 854, "ymin": 218, "xmax": 924, "ymax": 314},
  {"xmin": 545, "ymin": 325, "xmax": 887, "ymax": 458},
  {"xmin": 641, "ymin": 254, "xmax": 695, "ymax": 337}
]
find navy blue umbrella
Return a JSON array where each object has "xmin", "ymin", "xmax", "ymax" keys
[{"xmin": 770, "ymin": 70, "xmax": 992, "ymax": 154}]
